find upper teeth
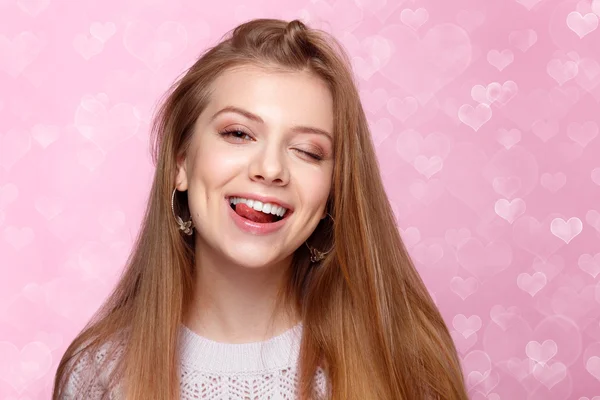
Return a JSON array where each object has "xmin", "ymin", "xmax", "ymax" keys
[{"xmin": 229, "ymin": 197, "xmax": 288, "ymax": 217}]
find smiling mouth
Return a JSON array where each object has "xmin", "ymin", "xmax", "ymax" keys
[{"xmin": 228, "ymin": 201, "xmax": 289, "ymax": 223}]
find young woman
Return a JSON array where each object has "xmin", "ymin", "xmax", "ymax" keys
[{"xmin": 52, "ymin": 18, "xmax": 469, "ymax": 400}]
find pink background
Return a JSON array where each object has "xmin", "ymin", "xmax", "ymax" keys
[{"xmin": 1, "ymin": 0, "xmax": 600, "ymax": 398}]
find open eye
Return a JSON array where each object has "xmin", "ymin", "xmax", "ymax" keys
[{"xmin": 219, "ymin": 129, "xmax": 252, "ymax": 141}]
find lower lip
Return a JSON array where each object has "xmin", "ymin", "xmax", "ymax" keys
[{"xmin": 225, "ymin": 198, "xmax": 292, "ymax": 235}]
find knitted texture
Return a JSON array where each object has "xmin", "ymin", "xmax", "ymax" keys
[
  {"xmin": 178, "ymin": 364, "xmax": 328, "ymax": 399},
  {"xmin": 61, "ymin": 322, "xmax": 328, "ymax": 399},
  {"xmin": 62, "ymin": 339, "xmax": 123, "ymax": 399}
]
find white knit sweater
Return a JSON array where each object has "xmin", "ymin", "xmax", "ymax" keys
[{"xmin": 62, "ymin": 322, "xmax": 329, "ymax": 399}]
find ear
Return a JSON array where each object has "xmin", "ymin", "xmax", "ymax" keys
[{"xmin": 175, "ymin": 155, "xmax": 189, "ymax": 191}]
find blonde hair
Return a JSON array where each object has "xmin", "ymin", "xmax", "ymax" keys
[{"xmin": 53, "ymin": 18, "xmax": 469, "ymax": 400}]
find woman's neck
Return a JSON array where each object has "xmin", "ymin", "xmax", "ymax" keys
[{"xmin": 183, "ymin": 245, "xmax": 300, "ymax": 343}]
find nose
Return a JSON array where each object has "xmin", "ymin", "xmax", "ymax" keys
[{"xmin": 248, "ymin": 141, "xmax": 289, "ymax": 186}]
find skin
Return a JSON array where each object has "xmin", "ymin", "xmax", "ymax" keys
[{"xmin": 175, "ymin": 65, "xmax": 334, "ymax": 343}]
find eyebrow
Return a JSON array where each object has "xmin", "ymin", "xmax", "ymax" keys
[{"xmin": 209, "ymin": 105, "xmax": 333, "ymax": 142}]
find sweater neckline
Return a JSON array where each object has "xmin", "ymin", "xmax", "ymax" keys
[{"xmin": 178, "ymin": 321, "xmax": 303, "ymax": 373}]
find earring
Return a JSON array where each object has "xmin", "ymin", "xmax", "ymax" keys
[
  {"xmin": 172, "ymin": 188, "xmax": 194, "ymax": 236},
  {"xmin": 305, "ymin": 213, "xmax": 335, "ymax": 263}
]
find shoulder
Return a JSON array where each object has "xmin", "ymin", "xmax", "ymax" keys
[
  {"xmin": 61, "ymin": 339, "xmax": 124, "ymax": 399},
  {"xmin": 312, "ymin": 366, "xmax": 329, "ymax": 399}
]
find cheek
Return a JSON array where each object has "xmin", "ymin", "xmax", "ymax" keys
[
  {"xmin": 193, "ymin": 143, "xmax": 242, "ymax": 181},
  {"xmin": 299, "ymin": 170, "xmax": 332, "ymax": 205},
  {"xmin": 199, "ymin": 140, "xmax": 248, "ymax": 169}
]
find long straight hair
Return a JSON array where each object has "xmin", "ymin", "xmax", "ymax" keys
[{"xmin": 52, "ymin": 18, "xmax": 469, "ymax": 400}]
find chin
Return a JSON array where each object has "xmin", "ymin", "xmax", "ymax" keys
[{"xmin": 225, "ymin": 250, "xmax": 290, "ymax": 270}]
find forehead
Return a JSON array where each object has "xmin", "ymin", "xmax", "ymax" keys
[{"xmin": 204, "ymin": 65, "xmax": 334, "ymax": 131}]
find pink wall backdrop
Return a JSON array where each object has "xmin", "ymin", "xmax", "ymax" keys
[{"xmin": 1, "ymin": 0, "xmax": 599, "ymax": 398}]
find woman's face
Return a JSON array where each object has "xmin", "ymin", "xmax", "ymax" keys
[{"xmin": 176, "ymin": 65, "xmax": 334, "ymax": 269}]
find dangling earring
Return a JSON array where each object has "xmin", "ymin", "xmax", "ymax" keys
[
  {"xmin": 172, "ymin": 188, "xmax": 194, "ymax": 235},
  {"xmin": 305, "ymin": 212, "xmax": 335, "ymax": 263},
  {"xmin": 305, "ymin": 242, "xmax": 334, "ymax": 263}
]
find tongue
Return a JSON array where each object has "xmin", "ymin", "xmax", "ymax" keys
[{"xmin": 234, "ymin": 203, "xmax": 278, "ymax": 223}]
